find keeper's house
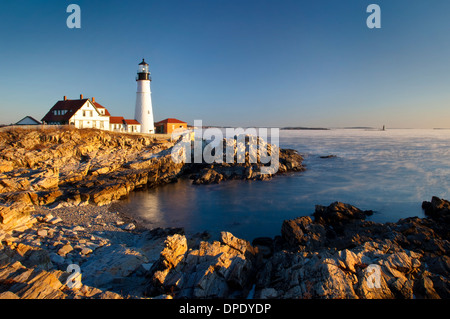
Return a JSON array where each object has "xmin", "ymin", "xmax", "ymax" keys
[{"xmin": 42, "ymin": 95, "xmax": 141, "ymax": 133}]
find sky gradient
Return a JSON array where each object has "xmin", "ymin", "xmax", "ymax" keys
[{"xmin": 1, "ymin": 0, "xmax": 450, "ymax": 128}]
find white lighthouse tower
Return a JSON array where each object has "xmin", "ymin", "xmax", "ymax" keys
[{"xmin": 135, "ymin": 59, "xmax": 154, "ymax": 133}]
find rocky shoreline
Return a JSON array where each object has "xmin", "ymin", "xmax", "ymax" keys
[
  {"xmin": 1, "ymin": 127, "xmax": 449, "ymax": 299},
  {"xmin": 0, "ymin": 127, "xmax": 304, "ymax": 208},
  {"xmin": 1, "ymin": 197, "xmax": 449, "ymax": 299}
]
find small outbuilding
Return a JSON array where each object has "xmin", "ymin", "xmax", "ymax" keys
[
  {"xmin": 154, "ymin": 118, "xmax": 187, "ymax": 134},
  {"xmin": 109, "ymin": 116, "xmax": 126, "ymax": 132},
  {"xmin": 15, "ymin": 116, "xmax": 41, "ymax": 125},
  {"xmin": 123, "ymin": 119, "xmax": 141, "ymax": 133}
]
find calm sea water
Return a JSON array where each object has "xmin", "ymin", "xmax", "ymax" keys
[{"xmin": 111, "ymin": 129, "xmax": 450, "ymax": 241}]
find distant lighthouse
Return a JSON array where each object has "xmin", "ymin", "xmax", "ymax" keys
[{"xmin": 135, "ymin": 59, "xmax": 154, "ymax": 133}]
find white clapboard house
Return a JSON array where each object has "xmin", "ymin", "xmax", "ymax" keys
[{"xmin": 41, "ymin": 95, "xmax": 141, "ymax": 132}]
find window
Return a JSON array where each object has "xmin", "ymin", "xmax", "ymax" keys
[{"xmin": 83, "ymin": 110, "xmax": 86, "ymax": 117}]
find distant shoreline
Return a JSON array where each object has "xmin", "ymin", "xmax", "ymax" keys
[{"xmin": 281, "ymin": 127, "xmax": 330, "ymax": 131}]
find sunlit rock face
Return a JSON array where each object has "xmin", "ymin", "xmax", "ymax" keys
[{"xmin": 0, "ymin": 128, "xmax": 304, "ymax": 208}]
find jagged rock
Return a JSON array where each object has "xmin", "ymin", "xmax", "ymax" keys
[
  {"xmin": 192, "ymin": 168, "xmax": 224, "ymax": 185},
  {"xmin": 49, "ymin": 217, "xmax": 63, "ymax": 225},
  {"xmin": 49, "ymin": 253, "xmax": 65, "ymax": 265},
  {"xmin": 0, "ymin": 160, "xmax": 14, "ymax": 174},
  {"xmin": 147, "ymin": 231, "xmax": 256, "ymax": 298},
  {"xmin": 0, "ymin": 202, "xmax": 34, "ymax": 232},
  {"xmin": 1, "ymin": 242, "xmax": 52, "ymax": 270},
  {"xmin": 81, "ymin": 244, "xmax": 148, "ymax": 288},
  {"xmin": 336, "ymin": 249, "xmax": 359, "ymax": 272},
  {"xmin": 415, "ymin": 271, "xmax": 440, "ymax": 299},
  {"xmin": 422, "ymin": 196, "xmax": 450, "ymax": 223},
  {"xmin": 425, "ymin": 255, "xmax": 450, "ymax": 276},
  {"xmin": 252, "ymin": 237, "xmax": 274, "ymax": 258},
  {"xmin": 159, "ymin": 234, "xmax": 188, "ymax": 270},
  {"xmin": 279, "ymin": 149, "xmax": 304, "ymax": 172},
  {"xmin": 30, "ymin": 168, "xmax": 59, "ymax": 191},
  {"xmin": 258, "ymin": 287, "xmax": 279, "ymax": 299},
  {"xmin": 390, "ymin": 277, "xmax": 414, "ymax": 299},
  {"xmin": 80, "ymin": 247, "xmax": 93, "ymax": 256},
  {"xmin": 0, "ymin": 261, "xmax": 66, "ymax": 299},
  {"xmin": 0, "ymin": 291, "xmax": 20, "ymax": 299},
  {"xmin": 254, "ymin": 199, "xmax": 450, "ymax": 299},
  {"xmin": 37, "ymin": 229, "xmax": 47, "ymax": 237},
  {"xmin": 187, "ymin": 135, "xmax": 304, "ymax": 185},
  {"xmin": 221, "ymin": 231, "xmax": 255, "ymax": 255},
  {"xmin": 281, "ymin": 216, "xmax": 327, "ymax": 249},
  {"xmin": 57, "ymin": 244, "xmax": 73, "ymax": 257},
  {"xmin": 0, "ymin": 260, "xmax": 124, "ymax": 299},
  {"xmin": 355, "ymin": 264, "xmax": 395, "ymax": 299},
  {"xmin": 281, "ymin": 216, "xmax": 312, "ymax": 246},
  {"xmin": 313, "ymin": 202, "xmax": 373, "ymax": 226},
  {"xmin": 122, "ymin": 223, "xmax": 136, "ymax": 231}
]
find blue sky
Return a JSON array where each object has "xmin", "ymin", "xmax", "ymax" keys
[{"xmin": 1, "ymin": 0, "xmax": 450, "ymax": 128}]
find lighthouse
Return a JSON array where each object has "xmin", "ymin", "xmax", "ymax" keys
[{"xmin": 135, "ymin": 59, "xmax": 154, "ymax": 133}]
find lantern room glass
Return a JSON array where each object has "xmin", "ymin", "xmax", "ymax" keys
[{"xmin": 138, "ymin": 64, "xmax": 149, "ymax": 73}]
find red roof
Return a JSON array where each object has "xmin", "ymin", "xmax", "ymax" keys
[
  {"xmin": 123, "ymin": 119, "xmax": 140, "ymax": 125},
  {"xmin": 109, "ymin": 116, "xmax": 125, "ymax": 124},
  {"xmin": 93, "ymin": 102, "xmax": 111, "ymax": 116},
  {"xmin": 155, "ymin": 118, "xmax": 186, "ymax": 124},
  {"xmin": 42, "ymin": 99, "xmax": 89, "ymax": 123}
]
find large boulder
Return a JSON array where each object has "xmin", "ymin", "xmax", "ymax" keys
[
  {"xmin": 279, "ymin": 149, "xmax": 304, "ymax": 172},
  {"xmin": 147, "ymin": 231, "xmax": 257, "ymax": 298},
  {"xmin": 281, "ymin": 216, "xmax": 327, "ymax": 249},
  {"xmin": 0, "ymin": 202, "xmax": 35, "ymax": 233},
  {"xmin": 81, "ymin": 244, "xmax": 149, "ymax": 289},
  {"xmin": 422, "ymin": 197, "xmax": 450, "ymax": 223},
  {"xmin": 313, "ymin": 202, "xmax": 373, "ymax": 226}
]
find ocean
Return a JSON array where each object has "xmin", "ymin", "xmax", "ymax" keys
[{"xmin": 111, "ymin": 129, "xmax": 450, "ymax": 241}]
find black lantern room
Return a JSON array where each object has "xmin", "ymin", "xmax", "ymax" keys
[{"xmin": 137, "ymin": 59, "xmax": 151, "ymax": 81}]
